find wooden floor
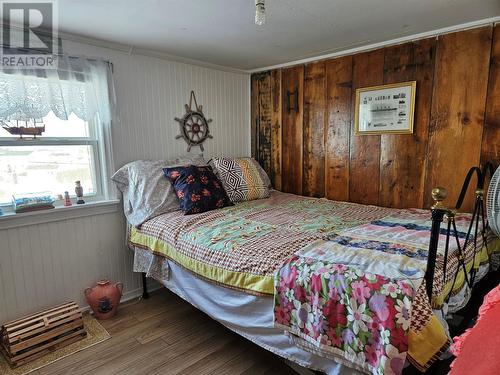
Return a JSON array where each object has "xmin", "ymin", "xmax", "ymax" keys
[
  {"xmin": 35, "ymin": 290, "xmax": 298, "ymax": 375},
  {"xmin": 17, "ymin": 271, "xmax": 499, "ymax": 375}
]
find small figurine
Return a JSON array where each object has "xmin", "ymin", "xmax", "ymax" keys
[
  {"xmin": 64, "ymin": 191, "xmax": 72, "ymax": 206},
  {"xmin": 75, "ymin": 181, "xmax": 85, "ymax": 204}
]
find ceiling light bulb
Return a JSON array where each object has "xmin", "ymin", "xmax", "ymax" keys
[{"xmin": 255, "ymin": 0, "xmax": 265, "ymax": 26}]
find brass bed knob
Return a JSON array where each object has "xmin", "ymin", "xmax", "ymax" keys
[
  {"xmin": 431, "ymin": 187, "xmax": 448, "ymax": 210},
  {"xmin": 475, "ymin": 188, "xmax": 484, "ymax": 198}
]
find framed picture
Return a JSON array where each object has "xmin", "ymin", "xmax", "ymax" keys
[{"xmin": 354, "ymin": 81, "xmax": 416, "ymax": 135}]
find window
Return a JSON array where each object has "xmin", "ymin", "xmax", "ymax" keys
[
  {"xmin": 0, "ymin": 56, "xmax": 114, "ymax": 214},
  {"xmin": 0, "ymin": 111, "xmax": 107, "ymax": 211}
]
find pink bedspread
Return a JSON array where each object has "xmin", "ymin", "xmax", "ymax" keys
[{"xmin": 450, "ymin": 284, "xmax": 500, "ymax": 375}]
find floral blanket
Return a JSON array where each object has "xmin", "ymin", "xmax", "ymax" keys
[
  {"xmin": 274, "ymin": 206, "xmax": 488, "ymax": 374},
  {"xmin": 272, "ymin": 203, "xmax": 498, "ymax": 374},
  {"xmin": 274, "ymin": 239, "xmax": 426, "ymax": 375}
]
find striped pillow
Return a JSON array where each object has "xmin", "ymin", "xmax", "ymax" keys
[{"xmin": 210, "ymin": 157, "xmax": 270, "ymax": 202}]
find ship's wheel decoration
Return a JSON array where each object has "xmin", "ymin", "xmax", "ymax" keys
[{"xmin": 175, "ymin": 91, "xmax": 213, "ymax": 152}]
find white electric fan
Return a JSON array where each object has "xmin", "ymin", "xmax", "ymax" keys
[{"xmin": 487, "ymin": 166, "xmax": 500, "ymax": 237}]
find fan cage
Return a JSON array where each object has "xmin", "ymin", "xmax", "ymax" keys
[{"xmin": 487, "ymin": 166, "xmax": 500, "ymax": 237}]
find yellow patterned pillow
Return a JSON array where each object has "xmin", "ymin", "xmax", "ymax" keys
[{"xmin": 210, "ymin": 157, "xmax": 270, "ymax": 202}]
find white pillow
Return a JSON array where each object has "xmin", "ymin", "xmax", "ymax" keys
[{"xmin": 111, "ymin": 154, "xmax": 206, "ymax": 226}]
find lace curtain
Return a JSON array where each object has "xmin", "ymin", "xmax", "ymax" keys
[{"xmin": 0, "ymin": 55, "xmax": 114, "ymax": 124}]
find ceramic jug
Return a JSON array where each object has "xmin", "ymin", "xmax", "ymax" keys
[{"xmin": 84, "ymin": 280, "xmax": 123, "ymax": 320}]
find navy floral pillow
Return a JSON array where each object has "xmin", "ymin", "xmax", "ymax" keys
[{"xmin": 163, "ymin": 165, "xmax": 233, "ymax": 215}]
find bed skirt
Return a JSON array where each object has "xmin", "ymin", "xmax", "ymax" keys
[{"xmin": 133, "ymin": 246, "xmax": 364, "ymax": 375}]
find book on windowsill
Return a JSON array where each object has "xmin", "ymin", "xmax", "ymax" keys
[
  {"xmin": 15, "ymin": 204, "xmax": 55, "ymax": 213},
  {"xmin": 12, "ymin": 193, "xmax": 55, "ymax": 214}
]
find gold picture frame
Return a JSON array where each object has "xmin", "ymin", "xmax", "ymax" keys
[{"xmin": 354, "ymin": 81, "xmax": 416, "ymax": 135}]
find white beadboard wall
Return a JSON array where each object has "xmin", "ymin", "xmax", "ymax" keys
[
  {"xmin": 64, "ymin": 40, "xmax": 251, "ymax": 167},
  {"xmin": 0, "ymin": 211, "xmax": 137, "ymax": 322},
  {"xmin": 0, "ymin": 39, "xmax": 250, "ymax": 322}
]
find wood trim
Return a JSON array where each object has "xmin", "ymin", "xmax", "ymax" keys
[{"xmin": 250, "ymin": 75, "xmax": 260, "ymax": 159}]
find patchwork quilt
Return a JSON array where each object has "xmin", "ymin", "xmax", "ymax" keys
[{"xmin": 129, "ymin": 190, "xmax": 498, "ymax": 373}]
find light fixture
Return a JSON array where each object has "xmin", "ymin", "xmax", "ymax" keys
[{"xmin": 255, "ymin": 0, "xmax": 265, "ymax": 26}]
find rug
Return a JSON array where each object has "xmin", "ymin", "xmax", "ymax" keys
[{"xmin": 0, "ymin": 313, "xmax": 110, "ymax": 375}]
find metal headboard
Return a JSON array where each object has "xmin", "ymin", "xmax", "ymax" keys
[{"xmin": 425, "ymin": 163, "xmax": 495, "ymax": 303}]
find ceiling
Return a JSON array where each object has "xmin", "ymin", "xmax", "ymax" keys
[{"xmin": 10, "ymin": 0, "xmax": 500, "ymax": 70}]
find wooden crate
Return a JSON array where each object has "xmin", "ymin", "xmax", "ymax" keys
[{"xmin": 0, "ymin": 301, "xmax": 87, "ymax": 367}]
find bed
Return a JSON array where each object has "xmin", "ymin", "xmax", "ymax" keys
[{"xmin": 128, "ymin": 189, "xmax": 499, "ymax": 374}]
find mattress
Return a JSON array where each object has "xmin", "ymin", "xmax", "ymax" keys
[
  {"xmin": 130, "ymin": 191, "xmax": 497, "ymax": 306},
  {"xmin": 129, "ymin": 190, "xmax": 499, "ymax": 372}
]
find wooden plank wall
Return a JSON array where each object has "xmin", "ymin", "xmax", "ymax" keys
[
  {"xmin": 381, "ymin": 39, "xmax": 436, "ymax": 209},
  {"xmin": 349, "ymin": 50, "xmax": 384, "ymax": 205},
  {"xmin": 425, "ymin": 27, "xmax": 492, "ymax": 210},
  {"xmin": 303, "ymin": 62, "xmax": 326, "ymax": 197},
  {"xmin": 281, "ymin": 66, "xmax": 304, "ymax": 194},
  {"xmin": 325, "ymin": 56, "xmax": 352, "ymax": 201},
  {"xmin": 251, "ymin": 25, "xmax": 500, "ymax": 212}
]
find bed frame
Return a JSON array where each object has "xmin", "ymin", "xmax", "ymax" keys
[
  {"xmin": 140, "ymin": 163, "xmax": 495, "ymax": 307},
  {"xmin": 426, "ymin": 163, "xmax": 494, "ymax": 302}
]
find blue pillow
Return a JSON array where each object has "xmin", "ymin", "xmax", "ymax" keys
[{"xmin": 163, "ymin": 165, "xmax": 233, "ymax": 214}]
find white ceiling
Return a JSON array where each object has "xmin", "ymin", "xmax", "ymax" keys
[{"xmin": 14, "ymin": 1, "xmax": 500, "ymax": 70}]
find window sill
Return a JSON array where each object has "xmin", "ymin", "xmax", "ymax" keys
[{"xmin": 0, "ymin": 199, "xmax": 121, "ymax": 230}]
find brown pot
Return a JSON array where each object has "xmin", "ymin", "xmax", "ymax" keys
[{"xmin": 84, "ymin": 279, "xmax": 123, "ymax": 320}]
